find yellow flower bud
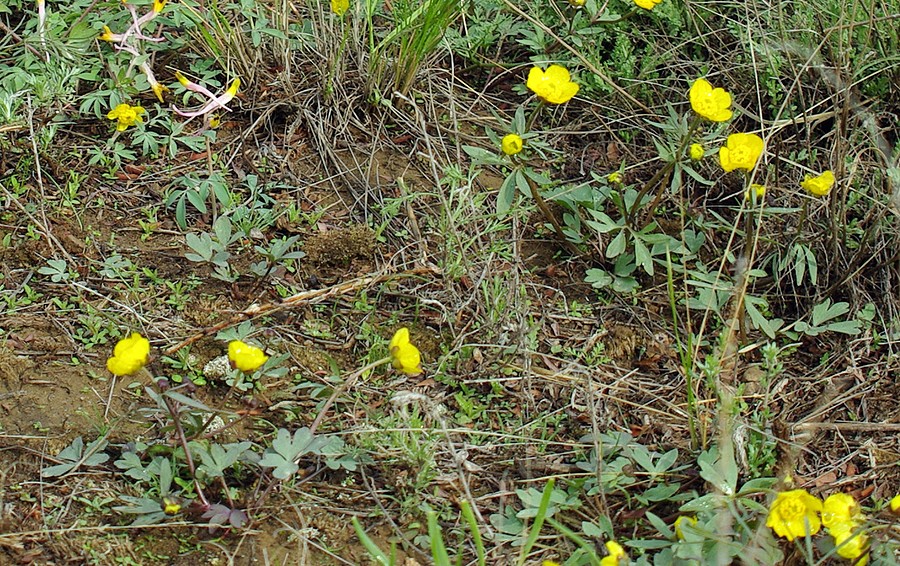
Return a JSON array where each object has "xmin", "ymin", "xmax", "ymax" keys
[
  {"xmin": 501, "ymin": 133, "xmax": 523, "ymax": 156},
  {"xmin": 228, "ymin": 340, "xmax": 269, "ymax": 372},
  {"xmin": 107, "ymin": 333, "xmax": 151, "ymax": 376},
  {"xmin": 689, "ymin": 143, "xmax": 704, "ymax": 161},
  {"xmin": 801, "ymin": 170, "xmax": 834, "ymax": 197},
  {"xmin": 389, "ymin": 328, "xmax": 422, "ymax": 376}
]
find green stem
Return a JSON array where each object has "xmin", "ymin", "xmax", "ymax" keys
[
  {"xmin": 629, "ymin": 115, "xmax": 702, "ymax": 227},
  {"xmin": 524, "ymin": 170, "xmax": 582, "ymax": 257}
]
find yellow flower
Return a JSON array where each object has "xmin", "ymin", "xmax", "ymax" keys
[
  {"xmin": 830, "ymin": 523, "xmax": 869, "ymax": 562},
  {"xmin": 225, "ymin": 78, "xmax": 241, "ymax": 99},
  {"xmin": 152, "ymin": 0, "xmax": 166, "ymax": 12},
  {"xmin": 633, "ymin": 0, "xmax": 662, "ymax": 9},
  {"xmin": 228, "ymin": 340, "xmax": 269, "ymax": 372},
  {"xmin": 107, "ymin": 333, "xmax": 151, "ymax": 376},
  {"xmin": 599, "ymin": 541, "xmax": 627, "ymax": 566},
  {"xmin": 674, "ymin": 515, "xmax": 697, "ymax": 540},
  {"xmin": 689, "ymin": 143, "xmax": 704, "ymax": 161},
  {"xmin": 99, "ymin": 25, "xmax": 118, "ymax": 42},
  {"xmin": 766, "ymin": 489, "xmax": 823, "ymax": 541},
  {"xmin": 542, "ymin": 562, "xmax": 561, "ymax": 566},
  {"xmin": 719, "ymin": 133, "xmax": 764, "ymax": 172},
  {"xmin": 331, "ymin": 0, "xmax": 349, "ymax": 15},
  {"xmin": 162, "ymin": 496, "xmax": 181, "ymax": 515},
  {"xmin": 823, "ymin": 493, "xmax": 861, "ymax": 529},
  {"xmin": 801, "ymin": 170, "xmax": 834, "ymax": 197},
  {"xmin": 501, "ymin": 133, "xmax": 523, "ymax": 156},
  {"xmin": 107, "ymin": 103, "xmax": 145, "ymax": 131},
  {"xmin": 526, "ymin": 65, "xmax": 579, "ymax": 105},
  {"xmin": 746, "ymin": 183, "xmax": 766, "ymax": 201},
  {"xmin": 389, "ymin": 328, "xmax": 422, "ymax": 376},
  {"xmin": 890, "ymin": 494, "xmax": 900, "ymax": 514},
  {"xmin": 569, "ymin": 0, "xmax": 586, "ymax": 6},
  {"xmin": 608, "ymin": 171, "xmax": 623, "ymax": 184},
  {"xmin": 689, "ymin": 78, "xmax": 733, "ymax": 122}
]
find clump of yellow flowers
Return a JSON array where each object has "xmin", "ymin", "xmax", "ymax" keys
[
  {"xmin": 107, "ymin": 332, "xmax": 151, "ymax": 376},
  {"xmin": 527, "ymin": 65, "xmax": 579, "ymax": 105},
  {"xmin": 501, "ymin": 133, "xmax": 523, "ymax": 156},
  {"xmin": 719, "ymin": 132, "xmax": 764, "ymax": 172},
  {"xmin": 822, "ymin": 493, "xmax": 869, "ymax": 563},
  {"xmin": 107, "ymin": 103, "xmax": 145, "ymax": 131},
  {"xmin": 689, "ymin": 78, "xmax": 733, "ymax": 122},
  {"xmin": 801, "ymin": 170, "xmax": 835, "ymax": 197},
  {"xmin": 389, "ymin": 328, "xmax": 422, "ymax": 376},
  {"xmin": 766, "ymin": 488, "xmax": 870, "ymax": 564},
  {"xmin": 228, "ymin": 340, "xmax": 269, "ymax": 372}
]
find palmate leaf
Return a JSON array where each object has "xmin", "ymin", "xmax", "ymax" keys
[{"xmin": 258, "ymin": 428, "xmax": 329, "ymax": 480}]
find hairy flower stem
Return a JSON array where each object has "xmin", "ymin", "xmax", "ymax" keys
[
  {"xmin": 520, "ymin": 101, "xmax": 582, "ymax": 256},
  {"xmin": 524, "ymin": 173, "xmax": 583, "ymax": 257},
  {"xmin": 630, "ymin": 115, "xmax": 702, "ymax": 228},
  {"xmin": 162, "ymin": 395, "xmax": 210, "ymax": 508}
]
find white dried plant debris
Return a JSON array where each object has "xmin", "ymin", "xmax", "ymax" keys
[{"xmin": 203, "ymin": 354, "xmax": 231, "ymax": 381}]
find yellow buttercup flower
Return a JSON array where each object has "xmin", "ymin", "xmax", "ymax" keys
[
  {"xmin": 674, "ymin": 515, "xmax": 697, "ymax": 540},
  {"xmin": 823, "ymin": 493, "xmax": 860, "ymax": 529},
  {"xmin": 526, "ymin": 65, "xmax": 579, "ymax": 105},
  {"xmin": 501, "ymin": 133, "xmax": 523, "ymax": 156},
  {"xmin": 689, "ymin": 143, "xmax": 704, "ymax": 161},
  {"xmin": 719, "ymin": 133, "xmax": 764, "ymax": 172},
  {"xmin": 766, "ymin": 489, "xmax": 823, "ymax": 541},
  {"xmin": 107, "ymin": 333, "xmax": 151, "ymax": 376},
  {"xmin": 689, "ymin": 78, "xmax": 733, "ymax": 122},
  {"xmin": 801, "ymin": 170, "xmax": 834, "ymax": 197},
  {"xmin": 599, "ymin": 541, "xmax": 627, "ymax": 566},
  {"xmin": 389, "ymin": 328, "xmax": 422, "ymax": 376},
  {"xmin": 163, "ymin": 496, "xmax": 181, "ymax": 515},
  {"xmin": 746, "ymin": 183, "xmax": 766, "ymax": 201},
  {"xmin": 608, "ymin": 171, "xmax": 623, "ymax": 184},
  {"xmin": 107, "ymin": 103, "xmax": 145, "ymax": 131},
  {"xmin": 890, "ymin": 494, "xmax": 900, "ymax": 514},
  {"xmin": 228, "ymin": 340, "xmax": 269, "ymax": 372},
  {"xmin": 633, "ymin": 0, "xmax": 662, "ymax": 9},
  {"xmin": 542, "ymin": 562, "xmax": 561, "ymax": 566},
  {"xmin": 331, "ymin": 0, "xmax": 349, "ymax": 16},
  {"xmin": 830, "ymin": 523, "xmax": 869, "ymax": 562},
  {"xmin": 152, "ymin": 0, "xmax": 166, "ymax": 12},
  {"xmin": 569, "ymin": 0, "xmax": 586, "ymax": 6}
]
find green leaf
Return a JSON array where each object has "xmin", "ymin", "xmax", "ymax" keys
[{"xmin": 606, "ymin": 230, "xmax": 627, "ymax": 258}]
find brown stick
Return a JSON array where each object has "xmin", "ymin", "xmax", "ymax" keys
[{"xmin": 162, "ymin": 266, "xmax": 441, "ymax": 356}]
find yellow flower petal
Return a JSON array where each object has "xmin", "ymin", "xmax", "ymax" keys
[
  {"xmin": 689, "ymin": 78, "xmax": 733, "ymax": 122},
  {"xmin": 766, "ymin": 489, "xmax": 823, "ymax": 541},
  {"xmin": 674, "ymin": 515, "xmax": 697, "ymax": 540},
  {"xmin": 801, "ymin": 170, "xmax": 834, "ymax": 197},
  {"xmin": 501, "ymin": 133, "xmax": 523, "ymax": 156},
  {"xmin": 228, "ymin": 340, "xmax": 269, "ymax": 372},
  {"xmin": 526, "ymin": 65, "xmax": 579, "ymax": 105},
  {"xmin": 719, "ymin": 133, "xmax": 764, "ymax": 172},
  {"xmin": 689, "ymin": 143, "xmax": 704, "ymax": 161},
  {"xmin": 331, "ymin": 0, "xmax": 350, "ymax": 16},
  {"xmin": 107, "ymin": 333, "xmax": 150, "ymax": 376},
  {"xmin": 600, "ymin": 540, "xmax": 627, "ymax": 566},
  {"xmin": 389, "ymin": 328, "xmax": 422, "ymax": 376}
]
